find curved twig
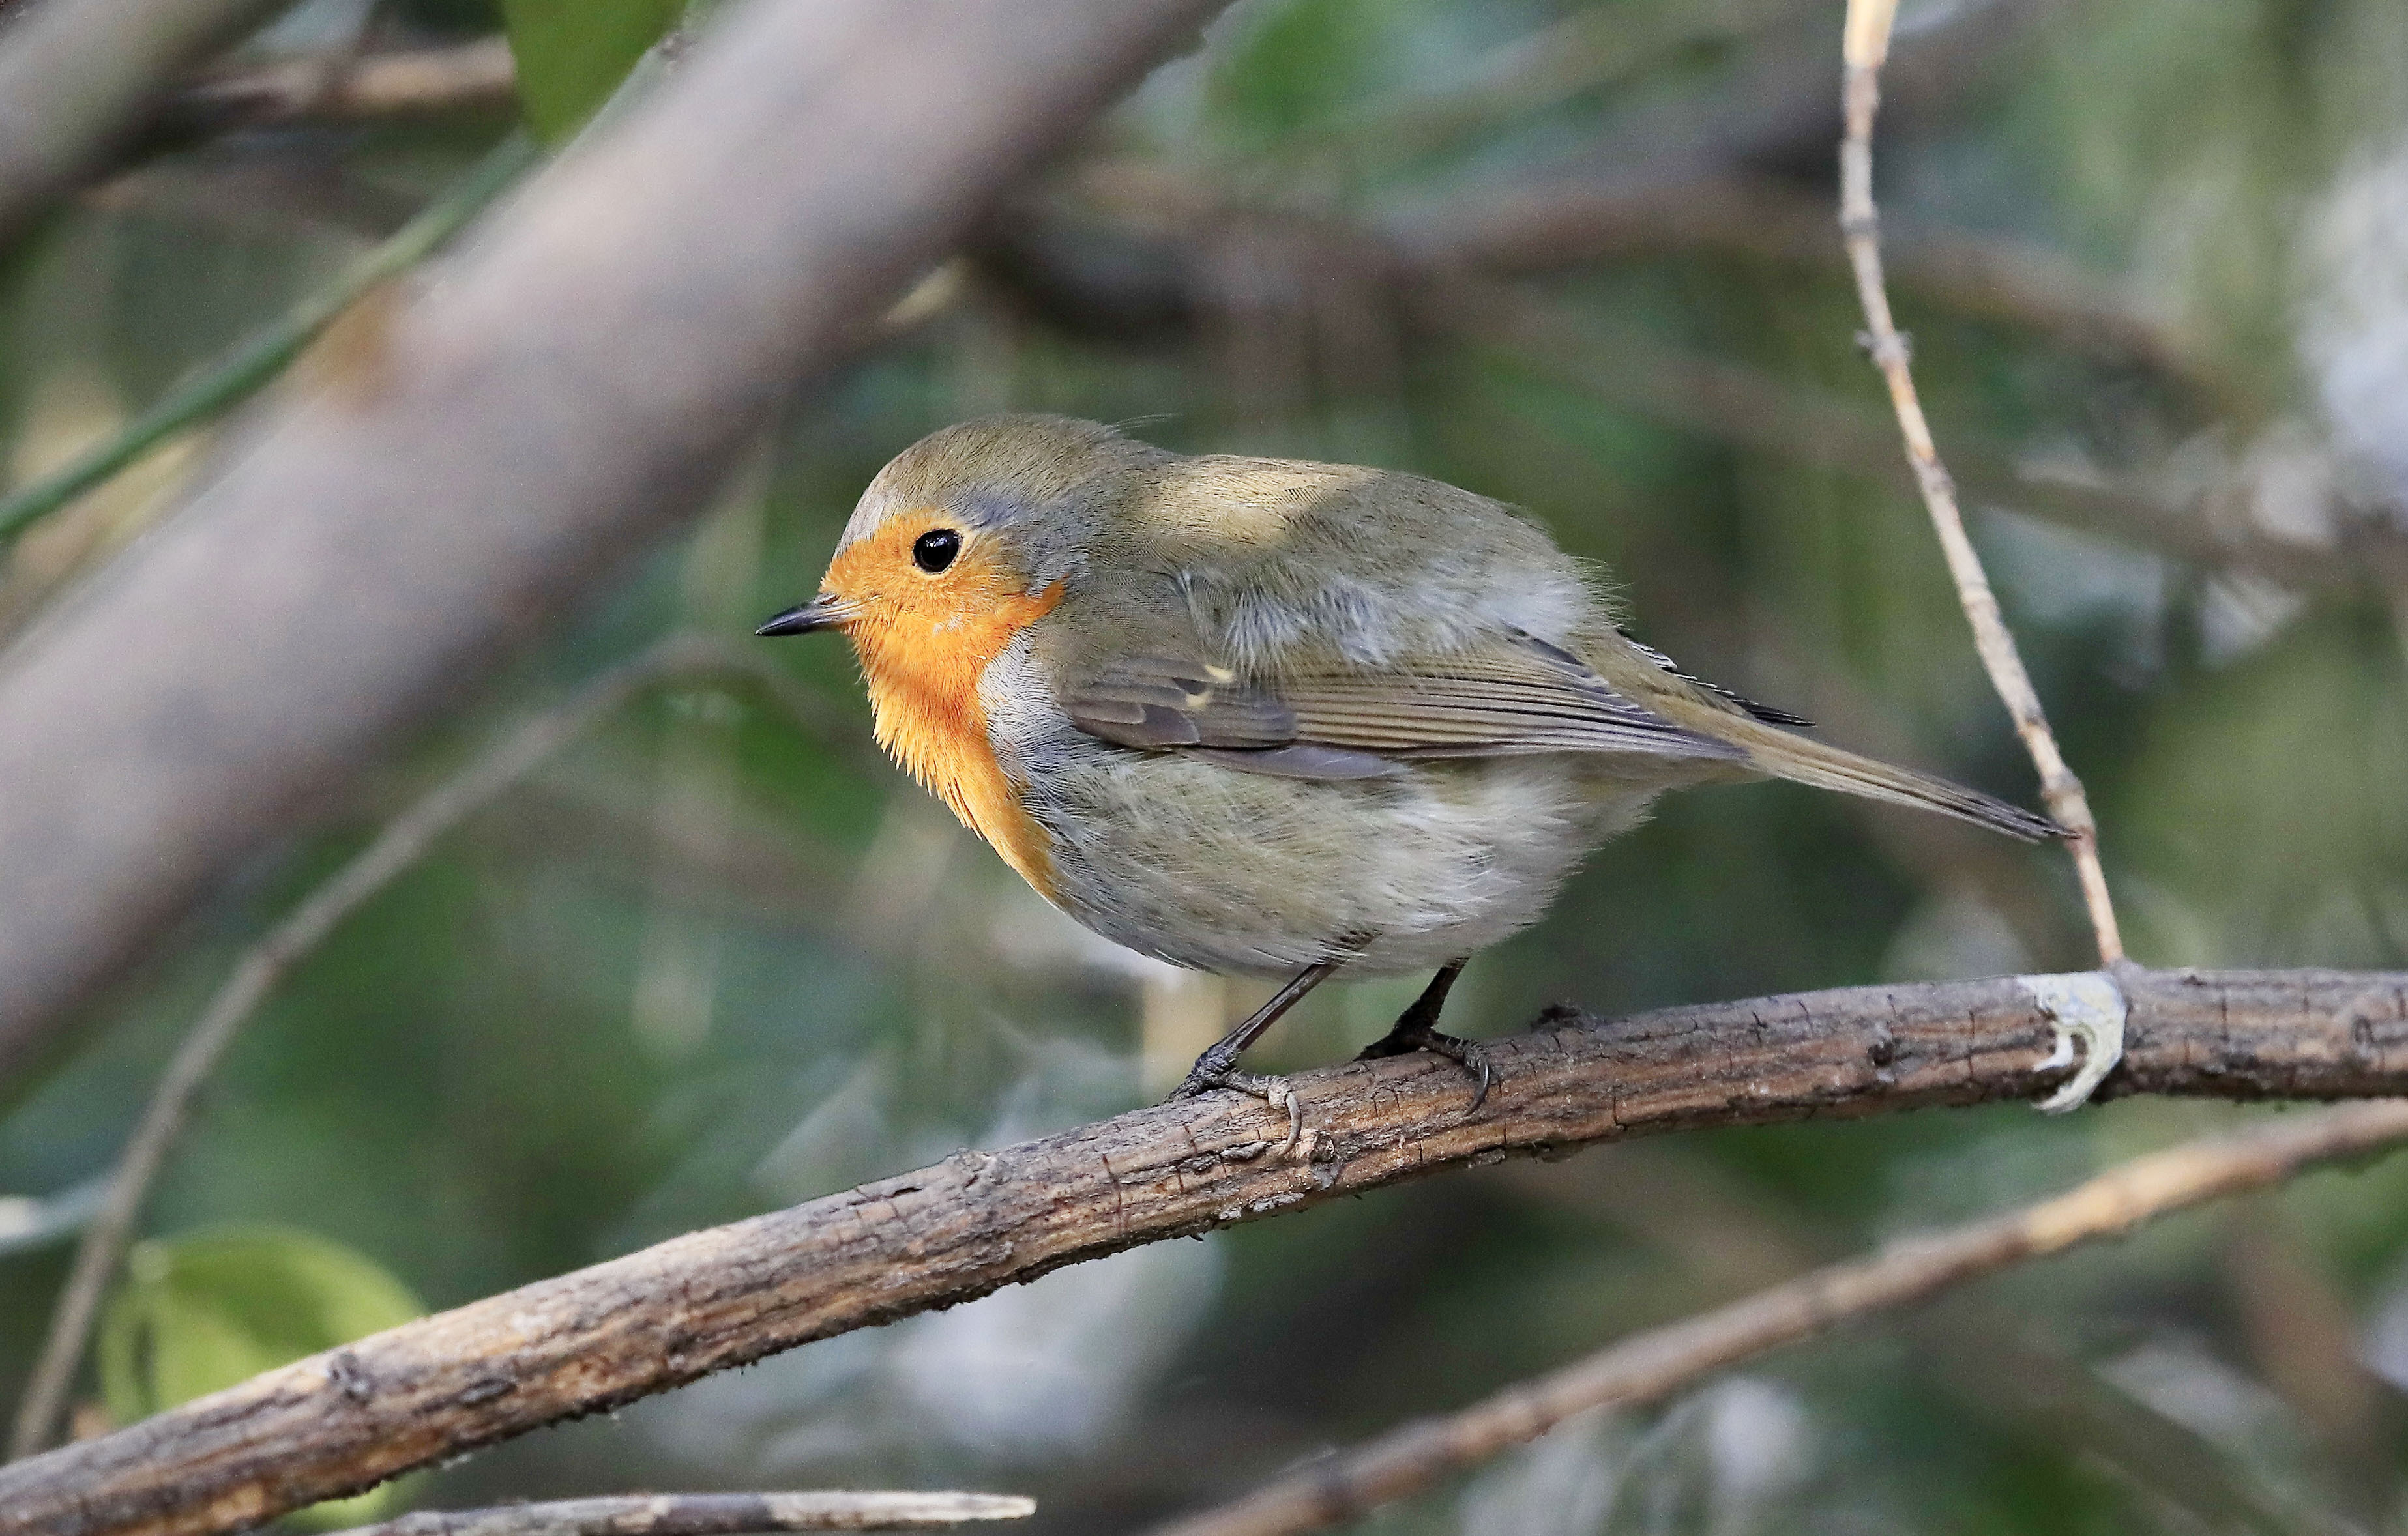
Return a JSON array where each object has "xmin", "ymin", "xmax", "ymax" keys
[
  {"xmin": 1837, "ymin": 0, "xmax": 2123, "ymax": 968},
  {"xmin": 1, "ymin": 966, "xmax": 2403, "ymax": 1536}
]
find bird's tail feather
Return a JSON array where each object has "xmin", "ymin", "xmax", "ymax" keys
[{"xmin": 1739, "ymin": 730, "xmax": 2068, "ymax": 843}]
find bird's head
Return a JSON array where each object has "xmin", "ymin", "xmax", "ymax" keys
[
  {"xmin": 757, "ymin": 414, "xmax": 1166, "ymax": 742},
  {"xmin": 758, "ymin": 414, "xmax": 1160, "ymax": 645},
  {"xmin": 754, "ymin": 414, "xmax": 1160, "ymax": 884}
]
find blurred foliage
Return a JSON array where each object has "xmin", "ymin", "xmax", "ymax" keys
[
  {"xmin": 3, "ymin": 0, "xmax": 2408, "ymax": 1532},
  {"xmin": 98, "ymin": 1227, "xmax": 425, "ymax": 1526}
]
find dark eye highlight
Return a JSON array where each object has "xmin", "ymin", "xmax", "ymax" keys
[{"xmin": 911, "ymin": 528, "xmax": 962, "ymax": 573}]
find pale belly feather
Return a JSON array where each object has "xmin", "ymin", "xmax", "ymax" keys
[{"xmin": 993, "ymin": 709, "xmax": 1663, "ymax": 976}]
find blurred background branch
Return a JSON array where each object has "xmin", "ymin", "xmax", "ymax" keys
[
  {"xmin": 1148, "ymin": 1099, "xmax": 2408, "ymax": 1536},
  {"xmin": 0, "ymin": 0, "xmax": 295, "ymax": 245},
  {"xmin": 146, "ymin": 35, "xmax": 515, "ymax": 147},
  {"xmin": 3, "ymin": 966, "xmax": 2403, "ymax": 1535}
]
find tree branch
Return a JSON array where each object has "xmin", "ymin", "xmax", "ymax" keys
[
  {"xmin": 1, "ymin": 966, "xmax": 2402, "ymax": 1536},
  {"xmin": 1141, "ymin": 1099, "xmax": 2408, "ymax": 1536},
  {"xmin": 0, "ymin": 0, "xmax": 1233, "ymax": 1093},
  {"xmin": 356, "ymin": 1492, "xmax": 1035, "ymax": 1536}
]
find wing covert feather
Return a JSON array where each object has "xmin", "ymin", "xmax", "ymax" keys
[
  {"xmin": 1061, "ymin": 654, "xmax": 1295, "ymax": 749},
  {"xmin": 1061, "ymin": 632, "xmax": 1745, "ymax": 768}
]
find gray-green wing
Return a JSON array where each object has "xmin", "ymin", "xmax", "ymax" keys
[{"xmin": 1061, "ymin": 631, "xmax": 1747, "ymax": 779}]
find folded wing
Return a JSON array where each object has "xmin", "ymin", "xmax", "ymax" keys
[{"xmin": 1062, "ymin": 631, "xmax": 1746, "ymax": 780}]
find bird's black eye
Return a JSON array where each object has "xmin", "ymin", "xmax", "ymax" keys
[{"xmin": 912, "ymin": 528, "xmax": 962, "ymax": 573}]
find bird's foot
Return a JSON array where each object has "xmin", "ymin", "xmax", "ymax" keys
[
  {"xmin": 1357, "ymin": 1021, "xmax": 1493, "ymax": 1113},
  {"xmin": 1167, "ymin": 1060, "xmax": 1308, "ymax": 1159}
]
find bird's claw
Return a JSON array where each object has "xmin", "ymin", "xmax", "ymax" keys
[
  {"xmin": 1358, "ymin": 1023, "xmax": 1493, "ymax": 1114},
  {"xmin": 1166, "ymin": 1068, "xmax": 1219, "ymax": 1103},
  {"xmin": 1167, "ymin": 1039, "xmax": 1246, "ymax": 1102},
  {"xmin": 1167, "ymin": 1065, "xmax": 1311, "ymax": 1160}
]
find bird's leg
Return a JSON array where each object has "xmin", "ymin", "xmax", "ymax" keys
[
  {"xmin": 1167, "ymin": 957, "xmax": 1345, "ymax": 1119},
  {"xmin": 1356, "ymin": 959, "xmax": 1491, "ymax": 1112}
]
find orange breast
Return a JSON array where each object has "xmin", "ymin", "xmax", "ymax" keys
[{"xmin": 828, "ymin": 527, "xmax": 1064, "ymax": 898}]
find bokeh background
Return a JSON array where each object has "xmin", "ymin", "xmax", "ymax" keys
[{"xmin": 6, "ymin": 0, "xmax": 2408, "ymax": 1530}]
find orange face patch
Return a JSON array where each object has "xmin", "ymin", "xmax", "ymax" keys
[{"xmin": 821, "ymin": 515, "xmax": 1064, "ymax": 895}]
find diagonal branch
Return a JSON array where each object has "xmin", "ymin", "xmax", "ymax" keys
[
  {"xmin": 1140, "ymin": 1098, "xmax": 2408, "ymax": 1536},
  {"xmin": 0, "ymin": 966, "xmax": 2402, "ymax": 1536}
]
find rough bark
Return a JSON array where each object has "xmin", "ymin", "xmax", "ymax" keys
[
  {"xmin": 356, "ymin": 1492, "xmax": 1035, "ymax": 1536},
  {"xmin": 2, "ymin": 966, "xmax": 2401, "ymax": 1536}
]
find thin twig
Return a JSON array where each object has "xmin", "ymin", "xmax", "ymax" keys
[
  {"xmin": 0, "ymin": 133, "xmax": 537, "ymax": 551},
  {"xmin": 1142, "ymin": 1098, "xmax": 2408, "ymax": 1536},
  {"xmin": 1836, "ymin": 0, "xmax": 2123, "ymax": 967},
  {"xmin": 5, "ymin": 635, "xmax": 840, "ymax": 1459},
  {"xmin": 5, "ymin": 966, "xmax": 2407, "ymax": 1536},
  {"xmin": 353, "ymin": 1491, "xmax": 1035, "ymax": 1536}
]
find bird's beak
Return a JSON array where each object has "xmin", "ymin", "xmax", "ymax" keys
[{"xmin": 756, "ymin": 595, "xmax": 855, "ymax": 637}]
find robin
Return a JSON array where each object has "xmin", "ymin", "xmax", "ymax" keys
[{"xmin": 759, "ymin": 414, "xmax": 2071, "ymax": 1113}]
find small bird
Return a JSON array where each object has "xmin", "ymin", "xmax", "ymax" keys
[{"xmin": 760, "ymin": 415, "xmax": 2064, "ymax": 1110}]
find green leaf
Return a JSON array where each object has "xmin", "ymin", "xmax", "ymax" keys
[
  {"xmin": 500, "ymin": 0, "xmax": 682, "ymax": 143},
  {"xmin": 100, "ymin": 1227, "xmax": 427, "ymax": 1528}
]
